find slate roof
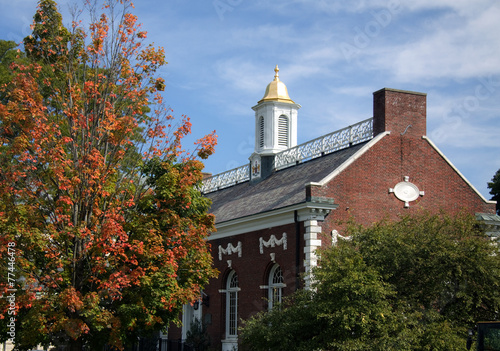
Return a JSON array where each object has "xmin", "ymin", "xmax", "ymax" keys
[
  {"xmin": 476, "ymin": 213, "xmax": 500, "ymax": 237},
  {"xmin": 476, "ymin": 213, "xmax": 500, "ymax": 223},
  {"xmin": 206, "ymin": 142, "xmax": 367, "ymax": 224}
]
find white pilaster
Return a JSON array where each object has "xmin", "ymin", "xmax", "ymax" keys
[{"xmin": 303, "ymin": 219, "xmax": 323, "ymax": 288}]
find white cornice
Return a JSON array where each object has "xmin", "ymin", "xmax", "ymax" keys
[
  {"xmin": 251, "ymin": 100, "xmax": 302, "ymax": 111},
  {"xmin": 209, "ymin": 202, "xmax": 338, "ymax": 241}
]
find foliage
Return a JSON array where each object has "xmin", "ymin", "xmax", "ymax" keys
[
  {"xmin": 23, "ymin": 0, "xmax": 70, "ymax": 63},
  {"xmin": 240, "ymin": 211, "xmax": 500, "ymax": 351},
  {"xmin": 240, "ymin": 289, "xmax": 319, "ymax": 351},
  {"xmin": 487, "ymin": 168, "xmax": 500, "ymax": 215},
  {"xmin": 351, "ymin": 211, "xmax": 500, "ymax": 326},
  {"xmin": 185, "ymin": 317, "xmax": 210, "ymax": 351},
  {"xmin": 0, "ymin": 40, "xmax": 25, "ymax": 103},
  {"xmin": 0, "ymin": 0, "xmax": 217, "ymax": 350}
]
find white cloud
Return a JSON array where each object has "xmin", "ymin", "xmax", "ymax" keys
[
  {"xmin": 214, "ymin": 59, "xmax": 267, "ymax": 94},
  {"xmin": 402, "ymin": 0, "xmax": 494, "ymax": 16},
  {"xmin": 430, "ymin": 122, "xmax": 500, "ymax": 149},
  {"xmin": 330, "ymin": 86, "xmax": 373, "ymax": 97},
  {"xmin": 284, "ymin": 0, "xmax": 495, "ymax": 16},
  {"xmin": 389, "ymin": 5, "xmax": 500, "ymax": 81}
]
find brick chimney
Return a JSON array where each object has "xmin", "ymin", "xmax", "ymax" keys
[
  {"xmin": 373, "ymin": 88, "xmax": 427, "ymax": 137},
  {"xmin": 202, "ymin": 172, "xmax": 212, "ymax": 180}
]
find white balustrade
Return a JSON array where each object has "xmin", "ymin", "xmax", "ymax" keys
[
  {"xmin": 275, "ymin": 118, "xmax": 373, "ymax": 170},
  {"xmin": 200, "ymin": 164, "xmax": 250, "ymax": 193},
  {"xmin": 201, "ymin": 118, "xmax": 373, "ymax": 193}
]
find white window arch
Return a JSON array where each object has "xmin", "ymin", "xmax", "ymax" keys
[
  {"xmin": 226, "ymin": 270, "xmax": 239, "ymax": 338},
  {"xmin": 268, "ymin": 264, "xmax": 285, "ymax": 310},
  {"xmin": 278, "ymin": 115, "xmax": 289, "ymax": 147}
]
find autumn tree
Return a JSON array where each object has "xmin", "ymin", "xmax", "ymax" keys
[
  {"xmin": 0, "ymin": 1, "xmax": 217, "ymax": 350},
  {"xmin": 240, "ymin": 212, "xmax": 500, "ymax": 351},
  {"xmin": 488, "ymin": 168, "xmax": 500, "ymax": 215}
]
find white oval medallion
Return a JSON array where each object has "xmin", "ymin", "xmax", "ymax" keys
[
  {"xmin": 394, "ymin": 181, "xmax": 420, "ymax": 203},
  {"xmin": 389, "ymin": 176, "xmax": 424, "ymax": 208}
]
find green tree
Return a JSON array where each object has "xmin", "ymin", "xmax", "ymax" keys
[
  {"xmin": 23, "ymin": 0, "xmax": 70, "ymax": 63},
  {"xmin": 0, "ymin": 1, "xmax": 217, "ymax": 350},
  {"xmin": 488, "ymin": 168, "xmax": 500, "ymax": 215},
  {"xmin": 240, "ymin": 212, "xmax": 500, "ymax": 351},
  {"xmin": 0, "ymin": 40, "xmax": 26, "ymax": 103},
  {"xmin": 185, "ymin": 317, "xmax": 211, "ymax": 351},
  {"xmin": 241, "ymin": 246, "xmax": 407, "ymax": 351},
  {"xmin": 353, "ymin": 211, "xmax": 500, "ymax": 326},
  {"xmin": 241, "ymin": 243, "xmax": 415, "ymax": 351}
]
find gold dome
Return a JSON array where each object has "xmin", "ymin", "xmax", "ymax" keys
[{"xmin": 258, "ymin": 65, "xmax": 295, "ymax": 104}]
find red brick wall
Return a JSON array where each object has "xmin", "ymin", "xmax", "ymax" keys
[
  {"xmin": 167, "ymin": 321, "xmax": 182, "ymax": 340},
  {"xmin": 201, "ymin": 222, "xmax": 304, "ymax": 349},
  {"xmin": 316, "ymin": 133, "xmax": 495, "ymax": 236}
]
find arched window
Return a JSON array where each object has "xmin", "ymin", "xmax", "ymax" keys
[
  {"xmin": 268, "ymin": 264, "xmax": 285, "ymax": 310},
  {"xmin": 259, "ymin": 116, "xmax": 265, "ymax": 149},
  {"xmin": 226, "ymin": 270, "xmax": 239, "ymax": 338},
  {"xmin": 278, "ymin": 115, "xmax": 289, "ymax": 147}
]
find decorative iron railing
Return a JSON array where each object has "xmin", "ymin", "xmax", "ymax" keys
[
  {"xmin": 274, "ymin": 117, "xmax": 373, "ymax": 170},
  {"xmin": 200, "ymin": 164, "xmax": 250, "ymax": 193},
  {"xmin": 201, "ymin": 118, "xmax": 373, "ymax": 193}
]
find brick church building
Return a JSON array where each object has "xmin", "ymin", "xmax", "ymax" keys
[{"xmin": 167, "ymin": 66, "xmax": 498, "ymax": 350}]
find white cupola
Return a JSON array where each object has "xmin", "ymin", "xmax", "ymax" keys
[{"xmin": 249, "ymin": 66, "xmax": 301, "ymax": 181}]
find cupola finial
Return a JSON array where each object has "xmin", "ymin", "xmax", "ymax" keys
[{"xmin": 258, "ymin": 65, "xmax": 295, "ymax": 104}]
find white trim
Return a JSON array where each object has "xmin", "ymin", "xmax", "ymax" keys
[
  {"xmin": 218, "ymin": 242, "xmax": 242, "ymax": 260},
  {"xmin": 422, "ymin": 136, "xmax": 495, "ymax": 204},
  {"xmin": 225, "ymin": 271, "xmax": 239, "ymax": 339},
  {"xmin": 181, "ymin": 303, "xmax": 202, "ymax": 340},
  {"xmin": 209, "ymin": 202, "xmax": 338, "ymax": 240},
  {"xmin": 211, "ymin": 211, "xmax": 292, "ymax": 240},
  {"xmin": 259, "ymin": 233, "xmax": 287, "ymax": 254},
  {"xmin": 303, "ymin": 218, "xmax": 322, "ymax": 289},
  {"xmin": 268, "ymin": 264, "xmax": 285, "ymax": 310},
  {"xmin": 251, "ymin": 100, "xmax": 302, "ymax": 111},
  {"xmin": 221, "ymin": 339, "xmax": 238, "ymax": 351},
  {"xmin": 219, "ymin": 287, "xmax": 241, "ymax": 293},
  {"xmin": 309, "ymin": 131, "xmax": 390, "ymax": 187}
]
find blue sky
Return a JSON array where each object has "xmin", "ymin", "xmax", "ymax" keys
[{"xmin": 1, "ymin": 0, "xmax": 499, "ymax": 200}]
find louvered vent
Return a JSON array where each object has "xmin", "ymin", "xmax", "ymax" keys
[
  {"xmin": 278, "ymin": 115, "xmax": 288, "ymax": 147},
  {"xmin": 259, "ymin": 116, "xmax": 265, "ymax": 148}
]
